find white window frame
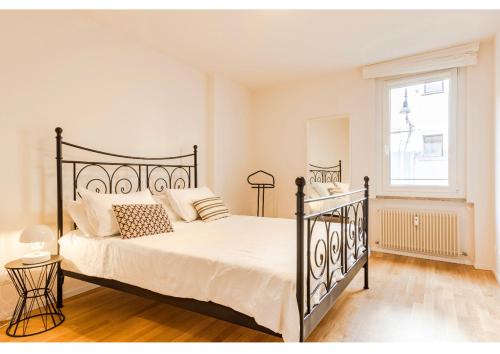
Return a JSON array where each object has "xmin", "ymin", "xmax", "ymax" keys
[{"xmin": 376, "ymin": 68, "xmax": 466, "ymax": 198}]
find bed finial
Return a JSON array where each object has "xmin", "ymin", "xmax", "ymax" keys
[
  {"xmin": 364, "ymin": 176, "xmax": 369, "ymax": 188},
  {"xmin": 295, "ymin": 177, "xmax": 306, "ymax": 188},
  {"xmin": 55, "ymin": 127, "xmax": 63, "ymax": 136}
]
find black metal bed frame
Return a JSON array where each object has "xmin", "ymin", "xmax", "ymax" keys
[
  {"xmin": 309, "ymin": 161, "xmax": 342, "ymax": 183},
  {"xmin": 54, "ymin": 127, "xmax": 369, "ymax": 342}
]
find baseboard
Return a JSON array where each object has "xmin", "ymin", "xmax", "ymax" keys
[
  {"xmin": 0, "ymin": 308, "xmax": 11, "ymax": 322},
  {"xmin": 64, "ymin": 282, "xmax": 99, "ymax": 299},
  {"xmin": 371, "ymin": 246, "xmax": 473, "ymax": 265},
  {"xmin": 473, "ymin": 261, "xmax": 495, "ymax": 271}
]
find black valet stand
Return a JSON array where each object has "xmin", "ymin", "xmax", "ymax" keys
[{"xmin": 247, "ymin": 170, "xmax": 275, "ymax": 217}]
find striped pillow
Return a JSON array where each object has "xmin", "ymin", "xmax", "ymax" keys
[{"xmin": 192, "ymin": 197, "xmax": 230, "ymax": 222}]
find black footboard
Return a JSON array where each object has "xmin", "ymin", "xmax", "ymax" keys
[{"xmin": 295, "ymin": 176, "xmax": 369, "ymax": 341}]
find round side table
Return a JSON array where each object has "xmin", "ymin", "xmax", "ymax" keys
[{"xmin": 4, "ymin": 255, "xmax": 65, "ymax": 337}]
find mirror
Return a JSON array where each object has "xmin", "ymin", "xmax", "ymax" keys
[{"xmin": 306, "ymin": 116, "xmax": 350, "ymax": 197}]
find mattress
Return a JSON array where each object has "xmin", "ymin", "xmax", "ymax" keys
[{"xmin": 59, "ymin": 215, "xmax": 363, "ymax": 341}]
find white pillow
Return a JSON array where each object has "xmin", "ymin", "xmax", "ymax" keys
[
  {"xmin": 65, "ymin": 200, "xmax": 94, "ymax": 236},
  {"xmin": 78, "ymin": 187, "xmax": 156, "ymax": 237},
  {"xmin": 312, "ymin": 181, "xmax": 350, "ymax": 197},
  {"xmin": 329, "ymin": 182, "xmax": 350, "ymax": 195},
  {"xmin": 311, "ymin": 181, "xmax": 351, "ymax": 213},
  {"xmin": 152, "ymin": 194, "xmax": 181, "ymax": 222},
  {"xmin": 305, "ymin": 183, "xmax": 319, "ymax": 199},
  {"xmin": 165, "ymin": 186, "xmax": 215, "ymax": 222},
  {"xmin": 305, "ymin": 184, "xmax": 322, "ymax": 213}
]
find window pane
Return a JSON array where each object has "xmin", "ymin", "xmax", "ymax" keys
[
  {"xmin": 389, "ymin": 78, "xmax": 449, "ymax": 186},
  {"xmin": 424, "ymin": 80, "xmax": 444, "ymax": 95},
  {"xmin": 422, "ymin": 134, "xmax": 443, "ymax": 157}
]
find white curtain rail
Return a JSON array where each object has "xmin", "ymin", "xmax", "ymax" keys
[{"xmin": 362, "ymin": 41, "xmax": 479, "ymax": 79}]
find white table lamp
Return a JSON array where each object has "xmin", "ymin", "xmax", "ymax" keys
[{"xmin": 19, "ymin": 225, "xmax": 54, "ymax": 264}]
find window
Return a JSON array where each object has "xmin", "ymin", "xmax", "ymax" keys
[
  {"xmin": 379, "ymin": 69, "xmax": 463, "ymax": 197},
  {"xmin": 422, "ymin": 134, "xmax": 443, "ymax": 157},
  {"xmin": 423, "ymin": 80, "xmax": 445, "ymax": 95}
]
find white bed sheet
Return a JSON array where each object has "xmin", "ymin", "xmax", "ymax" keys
[
  {"xmin": 60, "ymin": 215, "xmax": 301, "ymax": 341},
  {"xmin": 59, "ymin": 215, "xmax": 363, "ymax": 342}
]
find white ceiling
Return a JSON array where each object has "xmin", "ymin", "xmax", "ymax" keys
[{"xmin": 83, "ymin": 10, "xmax": 500, "ymax": 89}]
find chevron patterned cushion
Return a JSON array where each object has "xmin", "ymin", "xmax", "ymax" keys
[
  {"xmin": 192, "ymin": 196, "xmax": 230, "ymax": 222},
  {"xmin": 112, "ymin": 203, "xmax": 174, "ymax": 239}
]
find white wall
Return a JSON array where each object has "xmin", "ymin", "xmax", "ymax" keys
[
  {"xmin": 253, "ymin": 40, "xmax": 495, "ymax": 270},
  {"xmin": 210, "ymin": 75, "xmax": 254, "ymax": 215},
  {"xmin": 495, "ymin": 33, "xmax": 500, "ymax": 282},
  {"xmin": 465, "ymin": 40, "xmax": 496, "ymax": 269},
  {"xmin": 0, "ymin": 11, "xmax": 253, "ymax": 319},
  {"xmin": 253, "ymin": 68, "xmax": 375, "ymax": 217},
  {"xmin": 307, "ymin": 117, "xmax": 350, "ymax": 183}
]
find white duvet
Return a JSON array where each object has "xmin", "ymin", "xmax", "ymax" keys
[
  {"xmin": 60, "ymin": 215, "xmax": 302, "ymax": 341},
  {"xmin": 59, "ymin": 215, "xmax": 362, "ymax": 342}
]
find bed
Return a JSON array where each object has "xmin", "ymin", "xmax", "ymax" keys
[
  {"xmin": 54, "ymin": 127, "xmax": 369, "ymax": 342},
  {"xmin": 308, "ymin": 161, "xmax": 342, "ymax": 183},
  {"xmin": 307, "ymin": 161, "xmax": 348, "ymax": 223}
]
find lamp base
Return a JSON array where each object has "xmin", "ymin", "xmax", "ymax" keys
[{"xmin": 22, "ymin": 251, "xmax": 51, "ymax": 264}]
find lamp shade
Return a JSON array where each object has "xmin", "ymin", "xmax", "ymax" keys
[{"xmin": 19, "ymin": 225, "xmax": 55, "ymax": 243}]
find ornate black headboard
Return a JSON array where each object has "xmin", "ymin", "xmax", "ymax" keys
[
  {"xmin": 55, "ymin": 127, "xmax": 198, "ymax": 243},
  {"xmin": 308, "ymin": 161, "xmax": 341, "ymax": 183}
]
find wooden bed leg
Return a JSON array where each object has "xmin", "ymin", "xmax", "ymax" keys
[
  {"xmin": 363, "ymin": 261, "xmax": 369, "ymax": 290},
  {"xmin": 57, "ymin": 268, "xmax": 64, "ymax": 308}
]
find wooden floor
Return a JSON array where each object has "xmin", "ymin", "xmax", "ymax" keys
[{"xmin": 1, "ymin": 252, "xmax": 500, "ymax": 342}]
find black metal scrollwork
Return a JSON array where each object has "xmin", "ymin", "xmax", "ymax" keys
[
  {"xmin": 309, "ymin": 170, "xmax": 340, "ymax": 184},
  {"xmin": 148, "ymin": 166, "xmax": 171, "ymax": 193},
  {"xmin": 171, "ymin": 167, "xmax": 189, "ymax": 189},
  {"xmin": 75, "ymin": 164, "xmax": 142, "ymax": 195},
  {"xmin": 308, "ymin": 162, "xmax": 341, "ymax": 184},
  {"xmin": 73, "ymin": 162, "xmax": 192, "ymax": 198},
  {"xmin": 75, "ymin": 164, "xmax": 110, "ymax": 194},
  {"xmin": 110, "ymin": 165, "xmax": 140, "ymax": 194},
  {"xmin": 344, "ymin": 201, "xmax": 367, "ymax": 262},
  {"xmin": 147, "ymin": 166, "xmax": 190, "ymax": 193},
  {"xmin": 306, "ymin": 197, "xmax": 366, "ymax": 310}
]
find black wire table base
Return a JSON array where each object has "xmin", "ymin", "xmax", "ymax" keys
[{"xmin": 6, "ymin": 261, "xmax": 65, "ymax": 337}]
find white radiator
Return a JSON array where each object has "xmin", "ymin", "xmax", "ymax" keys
[{"xmin": 378, "ymin": 209, "xmax": 460, "ymax": 257}]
